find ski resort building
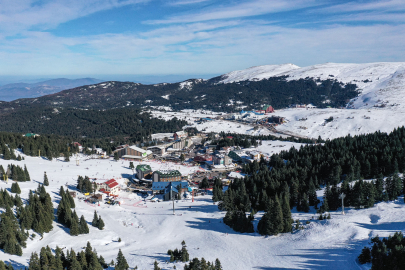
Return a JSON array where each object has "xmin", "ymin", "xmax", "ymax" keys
[
  {"xmin": 136, "ymin": 164, "xmax": 153, "ymax": 180},
  {"xmin": 147, "ymin": 145, "xmax": 166, "ymax": 156},
  {"xmin": 262, "ymin": 105, "xmax": 275, "ymax": 113},
  {"xmin": 115, "ymin": 145, "xmax": 153, "ymax": 160},
  {"xmin": 152, "ymin": 181, "xmax": 191, "ymax": 201},
  {"xmin": 213, "ymin": 154, "xmax": 233, "ymax": 165},
  {"xmin": 101, "ymin": 179, "xmax": 120, "ymax": 195},
  {"xmin": 173, "ymin": 131, "xmax": 188, "ymax": 140},
  {"xmin": 152, "ymin": 170, "xmax": 182, "ymax": 182}
]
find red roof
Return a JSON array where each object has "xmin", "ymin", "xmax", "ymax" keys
[{"xmin": 105, "ymin": 179, "xmax": 119, "ymax": 188}]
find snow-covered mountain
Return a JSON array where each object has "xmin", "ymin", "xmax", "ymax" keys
[
  {"xmin": 218, "ymin": 63, "xmax": 300, "ymax": 83},
  {"xmin": 219, "ymin": 62, "xmax": 405, "ymax": 109}
]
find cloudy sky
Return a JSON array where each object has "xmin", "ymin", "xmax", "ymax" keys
[{"xmin": 0, "ymin": 0, "xmax": 404, "ymax": 79}]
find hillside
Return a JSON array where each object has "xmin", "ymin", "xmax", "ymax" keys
[
  {"xmin": 1, "ymin": 150, "xmax": 405, "ymax": 270},
  {"xmin": 218, "ymin": 62, "xmax": 405, "ymax": 109},
  {"xmin": 0, "ymin": 77, "xmax": 358, "ymax": 113}
]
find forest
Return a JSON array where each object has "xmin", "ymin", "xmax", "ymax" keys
[
  {"xmin": 215, "ymin": 126, "xmax": 405, "ymax": 235},
  {"xmin": 358, "ymin": 232, "xmax": 405, "ymax": 269},
  {"xmin": 0, "ymin": 107, "xmax": 187, "ymax": 140},
  {"xmin": 0, "ymin": 77, "xmax": 359, "ymax": 113}
]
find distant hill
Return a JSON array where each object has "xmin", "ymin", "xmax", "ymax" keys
[
  {"xmin": 0, "ymin": 78, "xmax": 104, "ymax": 101},
  {"xmin": 0, "ymin": 62, "xmax": 404, "ymax": 138},
  {"xmin": 0, "ymin": 75, "xmax": 359, "ymax": 113}
]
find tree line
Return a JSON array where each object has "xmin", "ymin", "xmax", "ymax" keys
[
  {"xmin": 0, "ymin": 107, "xmax": 188, "ymax": 141},
  {"xmin": 358, "ymin": 232, "xmax": 405, "ymax": 269},
  {"xmin": 215, "ymin": 126, "xmax": 405, "ymax": 235}
]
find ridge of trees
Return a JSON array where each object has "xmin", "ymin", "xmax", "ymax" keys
[
  {"xmin": 0, "ymin": 107, "xmax": 187, "ymax": 140},
  {"xmin": 1, "ymin": 77, "xmax": 359, "ymax": 112},
  {"xmin": 215, "ymin": 126, "xmax": 405, "ymax": 235}
]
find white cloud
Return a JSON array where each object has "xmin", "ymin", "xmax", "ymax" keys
[
  {"xmin": 1, "ymin": 19, "xmax": 405, "ymax": 76},
  {"xmin": 319, "ymin": 0, "xmax": 405, "ymax": 13},
  {"xmin": 146, "ymin": 0, "xmax": 320, "ymax": 24},
  {"xmin": 168, "ymin": 0, "xmax": 211, "ymax": 5},
  {"xmin": 0, "ymin": 0, "xmax": 150, "ymax": 34}
]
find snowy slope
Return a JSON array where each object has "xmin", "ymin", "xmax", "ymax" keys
[
  {"xmin": 219, "ymin": 62, "xmax": 405, "ymax": 109},
  {"xmin": 1, "ymin": 153, "xmax": 405, "ymax": 269},
  {"xmin": 219, "ymin": 63, "xmax": 300, "ymax": 83}
]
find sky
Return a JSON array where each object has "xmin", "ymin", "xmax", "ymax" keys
[{"xmin": 0, "ymin": 0, "xmax": 405, "ymax": 81}]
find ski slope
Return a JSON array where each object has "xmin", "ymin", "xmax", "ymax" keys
[{"xmin": 0, "ymin": 153, "xmax": 404, "ymax": 269}]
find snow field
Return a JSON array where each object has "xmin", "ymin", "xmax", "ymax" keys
[{"xmin": 1, "ymin": 153, "xmax": 405, "ymax": 269}]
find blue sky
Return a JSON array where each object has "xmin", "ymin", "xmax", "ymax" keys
[{"xmin": 0, "ymin": 0, "xmax": 405, "ymax": 80}]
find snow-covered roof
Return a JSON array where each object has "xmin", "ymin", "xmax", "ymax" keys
[{"xmin": 228, "ymin": 172, "xmax": 246, "ymax": 179}]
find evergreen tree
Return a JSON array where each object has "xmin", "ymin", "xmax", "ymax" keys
[
  {"xmin": 215, "ymin": 258, "xmax": 223, "ymax": 270},
  {"xmin": 115, "ymin": 249, "xmax": 129, "ymax": 270},
  {"xmin": 87, "ymin": 252, "xmax": 103, "ymax": 270},
  {"xmin": 91, "ymin": 211, "xmax": 99, "ymax": 227},
  {"xmin": 28, "ymin": 252, "xmax": 41, "ymax": 270},
  {"xmin": 181, "ymin": 240, "xmax": 189, "ymax": 262},
  {"xmin": 79, "ymin": 215, "xmax": 89, "ymax": 234},
  {"xmin": 281, "ymin": 193, "xmax": 292, "ymax": 233},
  {"xmin": 24, "ymin": 165, "xmax": 31, "ymax": 181},
  {"xmin": 153, "ymin": 261, "xmax": 161, "ymax": 270},
  {"xmin": 43, "ymin": 172, "xmax": 49, "ymax": 186},
  {"xmin": 97, "ymin": 216, "xmax": 105, "ymax": 230},
  {"xmin": 10, "ymin": 182, "xmax": 21, "ymax": 194},
  {"xmin": 69, "ymin": 217, "xmax": 79, "ymax": 236}
]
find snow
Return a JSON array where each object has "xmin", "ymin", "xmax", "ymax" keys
[
  {"xmin": 250, "ymin": 140, "xmax": 307, "ymax": 157},
  {"xmin": 161, "ymin": 95, "xmax": 170, "ymax": 100},
  {"xmin": 273, "ymin": 107, "xmax": 405, "ymax": 140},
  {"xmin": 191, "ymin": 120, "xmax": 273, "ymax": 136},
  {"xmin": 2, "ymin": 153, "xmax": 405, "ymax": 269},
  {"xmin": 219, "ymin": 63, "xmax": 300, "ymax": 83},
  {"xmin": 218, "ymin": 62, "xmax": 405, "ymax": 110}
]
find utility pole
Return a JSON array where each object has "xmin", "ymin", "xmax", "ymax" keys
[{"xmin": 340, "ymin": 193, "xmax": 346, "ymax": 215}]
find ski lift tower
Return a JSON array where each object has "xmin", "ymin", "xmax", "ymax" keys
[{"xmin": 339, "ymin": 193, "xmax": 346, "ymax": 215}]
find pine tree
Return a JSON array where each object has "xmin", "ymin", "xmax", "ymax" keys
[
  {"xmin": 24, "ymin": 165, "xmax": 31, "ymax": 181},
  {"xmin": 87, "ymin": 252, "xmax": 103, "ymax": 270},
  {"xmin": 98, "ymin": 255, "xmax": 108, "ymax": 269},
  {"xmin": 97, "ymin": 216, "xmax": 105, "ymax": 230},
  {"xmin": 79, "ymin": 215, "xmax": 89, "ymax": 234},
  {"xmin": 92, "ymin": 211, "xmax": 99, "ymax": 227},
  {"xmin": 70, "ymin": 254, "xmax": 83, "ymax": 270},
  {"xmin": 281, "ymin": 193, "xmax": 292, "ymax": 233},
  {"xmin": 181, "ymin": 240, "xmax": 189, "ymax": 262},
  {"xmin": 43, "ymin": 172, "xmax": 49, "ymax": 186},
  {"xmin": 66, "ymin": 190, "xmax": 75, "ymax": 208},
  {"xmin": 153, "ymin": 260, "xmax": 161, "ymax": 270},
  {"xmin": 269, "ymin": 196, "xmax": 284, "ymax": 235},
  {"xmin": 10, "ymin": 182, "xmax": 21, "ymax": 194},
  {"xmin": 115, "ymin": 249, "xmax": 129, "ymax": 270},
  {"xmin": 214, "ymin": 258, "xmax": 223, "ymax": 270},
  {"xmin": 28, "ymin": 252, "xmax": 41, "ymax": 270},
  {"xmin": 70, "ymin": 217, "xmax": 79, "ymax": 236}
]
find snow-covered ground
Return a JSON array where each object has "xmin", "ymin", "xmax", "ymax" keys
[
  {"xmin": 1, "ymin": 152, "xmax": 404, "ymax": 269},
  {"xmin": 150, "ymin": 106, "xmax": 405, "ymax": 141},
  {"xmin": 219, "ymin": 62, "xmax": 405, "ymax": 110},
  {"xmin": 274, "ymin": 107, "xmax": 405, "ymax": 140},
  {"xmin": 250, "ymin": 140, "xmax": 307, "ymax": 157}
]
